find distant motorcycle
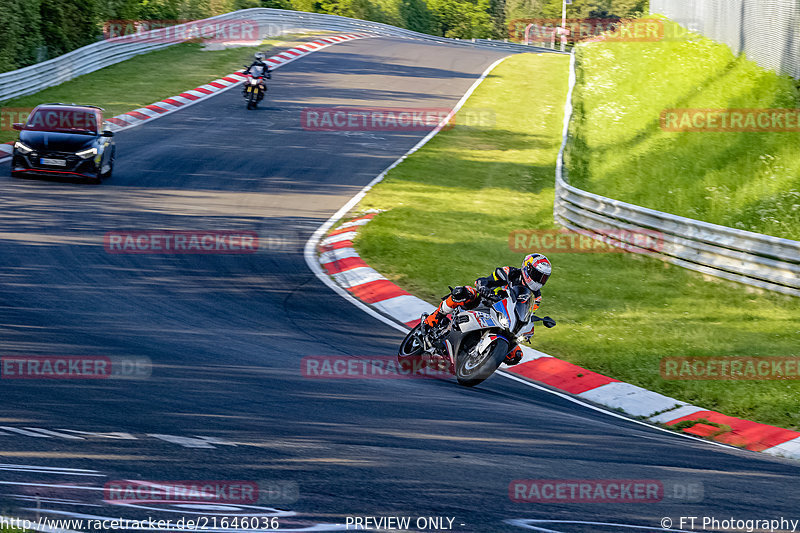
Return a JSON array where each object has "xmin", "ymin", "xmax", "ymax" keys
[
  {"xmin": 242, "ymin": 65, "xmax": 270, "ymax": 110},
  {"xmin": 398, "ymin": 285, "xmax": 556, "ymax": 387}
]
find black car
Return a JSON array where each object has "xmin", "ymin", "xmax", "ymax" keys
[{"xmin": 11, "ymin": 103, "xmax": 116, "ymax": 184}]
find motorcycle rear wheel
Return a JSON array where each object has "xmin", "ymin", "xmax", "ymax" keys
[{"xmin": 455, "ymin": 336, "xmax": 508, "ymax": 387}]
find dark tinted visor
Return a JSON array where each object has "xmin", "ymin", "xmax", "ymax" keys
[{"xmin": 526, "ymin": 265, "xmax": 550, "ymax": 286}]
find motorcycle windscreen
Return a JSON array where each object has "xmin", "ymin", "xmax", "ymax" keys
[
  {"xmin": 250, "ymin": 65, "xmax": 265, "ymax": 77},
  {"xmin": 510, "ymin": 285, "xmax": 533, "ymax": 323}
]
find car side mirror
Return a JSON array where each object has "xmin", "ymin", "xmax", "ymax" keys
[
  {"xmin": 101, "ymin": 130, "xmax": 114, "ymax": 137},
  {"xmin": 12, "ymin": 123, "xmax": 23, "ymax": 131}
]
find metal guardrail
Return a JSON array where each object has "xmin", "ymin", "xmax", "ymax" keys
[
  {"xmin": 554, "ymin": 50, "xmax": 800, "ymax": 297},
  {"xmin": 0, "ymin": 8, "xmax": 550, "ymax": 104}
]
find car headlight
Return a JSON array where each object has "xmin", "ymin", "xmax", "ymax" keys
[
  {"xmin": 14, "ymin": 141, "xmax": 33, "ymax": 154},
  {"xmin": 76, "ymin": 147, "xmax": 98, "ymax": 159}
]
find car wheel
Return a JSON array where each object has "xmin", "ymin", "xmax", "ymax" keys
[
  {"xmin": 97, "ymin": 148, "xmax": 114, "ymax": 180},
  {"xmin": 101, "ymin": 154, "xmax": 114, "ymax": 179}
]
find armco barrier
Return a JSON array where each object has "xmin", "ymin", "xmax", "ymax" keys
[
  {"xmin": 554, "ymin": 50, "xmax": 800, "ymax": 297},
  {"xmin": 0, "ymin": 8, "xmax": 549, "ymax": 104}
]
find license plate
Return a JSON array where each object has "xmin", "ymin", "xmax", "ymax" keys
[{"xmin": 41, "ymin": 158, "xmax": 66, "ymax": 167}]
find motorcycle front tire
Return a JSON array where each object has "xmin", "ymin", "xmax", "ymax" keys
[{"xmin": 455, "ymin": 336, "xmax": 509, "ymax": 387}]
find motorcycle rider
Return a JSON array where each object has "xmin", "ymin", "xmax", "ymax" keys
[
  {"xmin": 422, "ymin": 253, "xmax": 552, "ymax": 366},
  {"xmin": 243, "ymin": 52, "xmax": 271, "ymax": 97}
]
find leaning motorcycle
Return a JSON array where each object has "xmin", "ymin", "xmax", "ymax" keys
[
  {"xmin": 398, "ymin": 286, "xmax": 555, "ymax": 387},
  {"xmin": 242, "ymin": 65, "xmax": 269, "ymax": 110}
]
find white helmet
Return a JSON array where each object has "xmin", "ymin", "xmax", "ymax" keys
[{"xmin": 521, "ymin": 253, "xmax": 551, "ymax": 291}]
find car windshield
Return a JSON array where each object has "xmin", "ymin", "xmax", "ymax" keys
[{"xmin": 25, "ymin": 108, "xmax": 99, "ymax": 134}]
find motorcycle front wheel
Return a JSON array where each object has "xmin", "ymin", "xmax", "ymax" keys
[
  {"xmin": 247, "ymin": 91, "xmax": 258, "ymax": 109},
  {"xmin": 456, "ymin": 335, "xmax": 508, "ymax": 387}
]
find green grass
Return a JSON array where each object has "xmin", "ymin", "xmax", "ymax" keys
[
  {"xmin": 567, "ymin": 17, "xmax": 800, "ymax": 240},
  {"xmin": 0, "ymin": 33, "xmax": 321, "ymax": 143},
  {"xmin": 352, "ymin": 52, "xmax": 800, "ymax": 430}
]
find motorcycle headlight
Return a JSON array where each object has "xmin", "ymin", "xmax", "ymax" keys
[
  {"xmin": 14, "ymin": 141, "xmax": 33, "ymax": 154},
  {"xmin": 76, "ymin": 147, "xmax": 97, "ymax": 159},
  {"xmin": 495, "ymin": 311, "xmax": 509, "ymax": 329},
  {"xmin": 249, "ymin": 78, "xmax": 258, "ymax": 85}
]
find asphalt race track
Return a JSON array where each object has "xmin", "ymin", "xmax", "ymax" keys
[{"xmin": 0, "ymin": 37, "xmax": 798, "ymax": 532}]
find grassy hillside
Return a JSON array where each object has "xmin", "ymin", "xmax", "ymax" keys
[{"xmin": 567, "ymin": 17, "xmax": 800, "ymax": 240}]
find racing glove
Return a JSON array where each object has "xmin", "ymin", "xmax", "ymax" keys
[{"xmin": 477, "ymin": 285, "xmax": 495, "ymax": 300}]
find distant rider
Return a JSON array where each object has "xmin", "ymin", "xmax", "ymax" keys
[
  {"xmin": 422, "ymin": 253, "xmax": 552, "ymax": 366},
  {"xmin": 243, "ymin": 52, "xmax": 271, "ymax": 95}
]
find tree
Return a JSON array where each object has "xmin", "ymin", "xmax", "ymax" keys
[
  {"xmin": 487, "ymin": 0, "xmax": 505, "ymax": 38},
  {"xmin": 260, "ymin": 0, "xmax": 291, "ymax": 9},
  {"xmin": 345, "ymin": 0, "xmax": 389, "ymax": 23},
  {"xmin": 39, "ymin": 0, "xmax": 100, "ymax": 58},
  {"xmin": 428, "ymin": 0, "xmax": 494, "ymax": 38},
  {"xmin": 399, "ymin": 0, "xmax": 436, "ymax": 33},
  {"xmin": 0, "ymin": 0, "xmax": 44, "ymax": 72}
]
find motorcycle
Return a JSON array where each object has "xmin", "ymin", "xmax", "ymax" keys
[
  {"xmin": 398, "ymin": 285, "xmax": 556, "ymax": 387},
  {"xmin": 242, "ymin": 65, "xmax": 270, "ymax": 110}
]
